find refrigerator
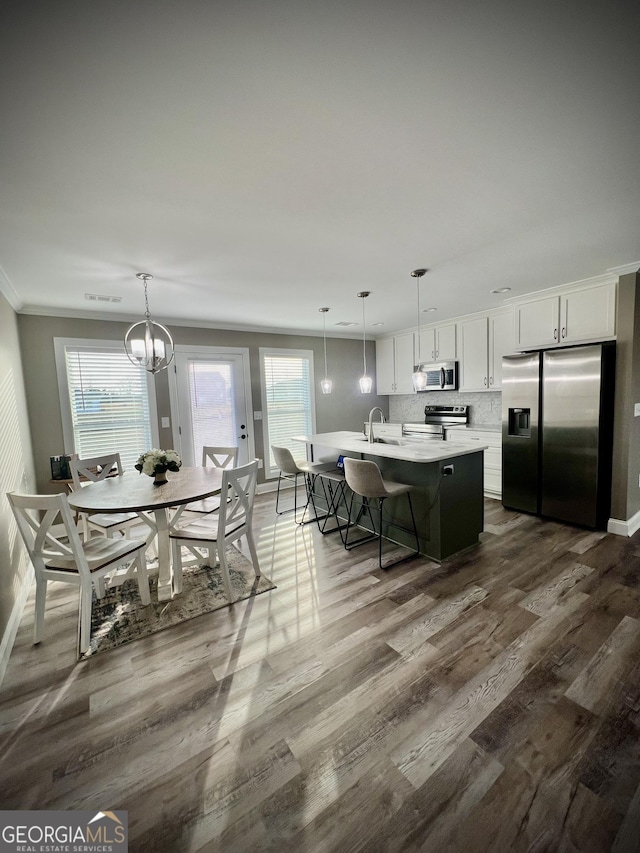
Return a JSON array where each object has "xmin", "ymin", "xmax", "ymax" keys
[{"xmin": 502, "ymin": 343, "xmax": 615, "ymax": 529}]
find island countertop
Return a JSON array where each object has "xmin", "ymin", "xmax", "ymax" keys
[{"xmin": 292, "ymin": 431, "xmax": 488, "ymax": 463}]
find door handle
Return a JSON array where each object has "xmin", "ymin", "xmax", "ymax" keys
[{"xmin": 440, "ymin": 367, "xmax": 445, "ymax": 388}]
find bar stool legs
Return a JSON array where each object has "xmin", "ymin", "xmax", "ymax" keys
[{"xmin": 342, "ymin": 458, "xmax": 421, "ymax": 570}]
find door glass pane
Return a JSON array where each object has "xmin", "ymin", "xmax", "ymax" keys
[{"xmin": 187, "ymin": 360, "xmax": 236, "ymax": 462}]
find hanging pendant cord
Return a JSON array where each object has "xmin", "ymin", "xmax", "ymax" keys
[
  {"xmin": 416, "ymin": 276, "xmax": 421, "ymax": 363},
  {"xmin": 362, "ymin": 296, "xmax": 367, "ymax": 375},
  {"xmin": 323, "ymin": 311, "xmax": 329, "ymax": 377}
]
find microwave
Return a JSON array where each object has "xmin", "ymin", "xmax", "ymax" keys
[{"xmin": 416, "ymin": 361, "xmax": 458, "ymax": 391}]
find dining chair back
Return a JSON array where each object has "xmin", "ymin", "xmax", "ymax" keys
[
  {"xmin": 178, "ymin": 446, "xmax": 240, "ymax": 518},
  {"xmin": 7, "ymin": 491, "xmax": 150, "ymax": 653},
  {"xmin": 69, "ymin": 453, "xmax": 138, "ymax": 539},
  {"xmin": 169, "ymin": 460, "xmax": 260, "ymax": 600},
  {"xmin": 202, "ymin": 446, "xmax": 238, "ymax": 469}
]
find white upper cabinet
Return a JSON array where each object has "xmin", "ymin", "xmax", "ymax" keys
[
  {"xmin": 459, "ymin": 309, "xmax": 515, "ymax": 391},
  {"xmin": 515, "ymin": 281, "xmax": 616, "ymax": 350},
  {"xmin": 418, "ymin": 323, "xmax": 457, "ymax": 363},
  {"xmin": 375, "ymin": 331, "xmax": 415, "ymax": 395}
]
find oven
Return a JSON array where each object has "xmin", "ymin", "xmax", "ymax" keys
[{"xmin": 402, "ymin": 405, "xmax": 469, "ymax": 442}]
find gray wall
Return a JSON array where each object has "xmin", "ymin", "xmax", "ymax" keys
[
  {"xmin": 17, "ymin": 314, "xmax": 387, "ymax": 490},
  {"xmin": 0, "ymin": 291, "xmax": 36, "ymax": 648}
]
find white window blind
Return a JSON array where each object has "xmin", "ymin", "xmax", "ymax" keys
[
  {"xmin": 261, "ymin": 349, "xmax": 315, "ymax": 477},
  {"xmin": 60, "ymin": 345, "xmax": 154, "ymax": 470},
  {"xmin": 188, "ymin": 360, "xmax": 235, "ymax": 456}
]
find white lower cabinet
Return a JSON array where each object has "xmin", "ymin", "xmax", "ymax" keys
[{"xmin": 445, "ymin": 428, "xmax": 502, "ymax": 499}]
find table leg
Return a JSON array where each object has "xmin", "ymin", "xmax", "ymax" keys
[{"xmin": 154, "ymin": 508, "xmax": 173, "ymax": 601}]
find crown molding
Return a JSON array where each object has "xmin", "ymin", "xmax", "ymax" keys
[
  {"xmin": 16, "ymin": 304, "xmax": 363, "ymax": 340},
  {"xmin": 607, "ymin": 262, "xmax": 640, "ymax": 277}
]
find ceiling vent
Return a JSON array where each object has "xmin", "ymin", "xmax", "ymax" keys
[
  {"xmin": 334, "ymin": 321, "xmax": 357, "ymax": 327},
  {"xmin": 85, "ymin": 293, "xmax": 122, "ymax": 304}
]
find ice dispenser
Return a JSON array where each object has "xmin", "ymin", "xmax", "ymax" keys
[{"xmin": 508, "ymin": 408, "xmax": 531, "ymax": 438}]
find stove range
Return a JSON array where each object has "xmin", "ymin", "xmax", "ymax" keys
[{"xmin": 402, "ymin": 405, "xmax": 469, "ymax": 441}]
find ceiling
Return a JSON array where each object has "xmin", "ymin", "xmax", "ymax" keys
[{"xmin": 1, "ymin": 0, "xmax": 639, "ymax": 337}]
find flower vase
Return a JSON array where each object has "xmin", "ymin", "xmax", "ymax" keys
[{"xmin": 153, "ymin": 470, "xmax": 168, "ymax": 486}]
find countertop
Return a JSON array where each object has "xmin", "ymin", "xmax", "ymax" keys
[{"xmin": 293, "ymin": 431, "xmax": 488, "ymax": 464}]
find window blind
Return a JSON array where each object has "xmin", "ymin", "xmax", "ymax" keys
[
  {"xmin": 262, "ymin": 352, "xmax": 314, "ymax": 475},
  {"xmin": 188, "ymin": 360, "xmax": 235, "ymax": 459},
  {"xmin": 63, "ymin": 347, "xmax": 153, "ymax": 470}
]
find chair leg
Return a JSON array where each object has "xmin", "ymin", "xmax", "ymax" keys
[
  {"xmin": 246, "ymin": 529, "xmax": 261, "ymax": 578},
  {"xmin": 79, "ymin": 582, "xmax": 93, "ymax": 654},
  {"xmin": 171, "ymin": 539, "xmax": 184, "ymax": 594},
  {"xmin": 217, "ymin": 547, "xmax": 234, "ymax": 602},
  {"xmin": 376, "ymin": 493, "xmax": 421, "ymax": 570},
  {"xmin": 135, "ymin": 551, "xmax": 151, "ymax": 604},
  {"xmin": 343, "ymin": 493, "xmax": 378, "ymax": 551},
  {"xmin": 33, "ymin": 577, "xmax": 47, "ymax": 644}
]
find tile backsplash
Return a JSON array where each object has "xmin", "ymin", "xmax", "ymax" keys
[{"xmin": 388, "ymin": 391, "xmax": 502, "ymax": 426}]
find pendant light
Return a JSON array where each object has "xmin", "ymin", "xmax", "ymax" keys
[
  {"xmin": 357, "ymin": 291, "xmax": 372, "ymax": 393},
  {"xmin": 411, "ymin": 268, "xmax": 428, "ymax": 391},
  {"xmin": 124, "ymin": 273, "xmax": 175, "ymax": 374},
  {"xmin": 319, "ymin": 307, "xmax": 333, "ymax": 394}
]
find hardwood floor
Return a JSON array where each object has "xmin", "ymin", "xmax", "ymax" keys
[{"xmin": 2, "ymin": 494, "xmax": 640, "ymax": 852}]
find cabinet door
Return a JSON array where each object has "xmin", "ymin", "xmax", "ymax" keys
[
  {"xmin": 562, "ymin": 283, "xmax": 616, "ymax": 343},
  {"xmin": 515, "ymin": 296, "xmax": 560, "ymax": 348},
  {"xmin": 489, "ymin": 312, "xmax": 514, "ymax": 389},
  {"xmin": 418, "ymin": 328, "xmax": 437, "ymax": 363},
  {"xmin": 435, "ymin": 323, "xmax": 457, "ymax": 361},
  {"xmin": 394, "ymin": 332, "xmax": 416, "ymax": 394},
  {"xmin": 459, "ymin": 317, "xmax": 489, "ymax": 391},
  {"xmin": 375, "ymin": 337, "xmax": 395, "ymax": 394}
]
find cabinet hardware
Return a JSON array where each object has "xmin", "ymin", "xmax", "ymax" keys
[
  {"xmin": 561, "ymin": 327, "xmax": 566, "ymax": 338},
  {"xmin": 553, "ymin": 327, "xmax": 558, "ymax": 340}
]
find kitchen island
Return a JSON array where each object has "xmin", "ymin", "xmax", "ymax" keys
[{"xmin": 293, "ymin": 431, "xmax": 488, "ymax": 562}]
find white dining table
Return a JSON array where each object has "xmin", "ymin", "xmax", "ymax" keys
[{"xmin": 67, "ymin": 466, "xmax": 223, "ymax": 600}]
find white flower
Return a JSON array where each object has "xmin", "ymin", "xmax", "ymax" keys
[{"xmin": 135, "ymin": 448, "xmax": 182, "ymax": 477}]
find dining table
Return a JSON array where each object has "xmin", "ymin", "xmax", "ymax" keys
[{"xmin": 67, "ymin": 466, "xmax": 223, "ymax": 600}]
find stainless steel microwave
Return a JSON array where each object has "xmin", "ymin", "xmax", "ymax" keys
[{"xmin": 416, "ymin": 361, "xmax": 458, "ymax": 391}]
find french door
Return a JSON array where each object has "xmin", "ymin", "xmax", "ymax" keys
[{"xmin": 169, "ymin": 346, "xmax": 254, "ymax": 467}]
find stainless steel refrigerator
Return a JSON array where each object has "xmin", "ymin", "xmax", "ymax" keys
[{"xmin": 502, "ymin": 343, "xmax": 615, "ymax": 529}]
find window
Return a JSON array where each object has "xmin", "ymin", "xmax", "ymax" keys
[
  {"xmin": 260, "ymin": 348, "xmax": 315, "ymax": 478},
  {"xmin": 54, "ymin": 338, "xmax": 158, "ymax": 471}
]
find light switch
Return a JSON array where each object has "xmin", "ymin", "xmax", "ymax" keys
[{"xmin": 161, "ymin": 416, "xmax": 170, "ymax": 428}]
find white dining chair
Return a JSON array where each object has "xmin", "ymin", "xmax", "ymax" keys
[
  {"xmin": 7, "ymin": 491, "xmax": 151, "ymax": 654},
  {"xmin": 169, "ymin": 460, "xmax": 260, "ymax": 601},
  {"xmin": 178, "ymin": 445, "xmax": 239, "ymax": 518},
  {"xmin": 69, "ymin": 453, "xmax": 138, "ymax": 539}
]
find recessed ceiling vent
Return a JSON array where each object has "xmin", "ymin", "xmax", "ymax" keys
[
  {"xmin": 334, "ymin": 321, "xmax": 357, "ymax": 327},
  {"xmin": 85, "ymin": 293, "xmax": 122, "ymax": 304}
]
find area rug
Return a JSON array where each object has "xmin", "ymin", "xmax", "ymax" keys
[{"xmin": 79, "ymin": 551, "xmax": 276, "ymax": 661}]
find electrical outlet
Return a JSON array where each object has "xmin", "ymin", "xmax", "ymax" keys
[
  {"xmin": 254, "ymin": 411, "xmax": 263, "ymax": 420},
  {"xmin": 443, "ymin": 464, "xmax": 454, "ymax": 476},
  {"xmin": 635, "ymin": 403, "xmax": 640, "ymax": 417},
  {"xmin": 161, "ymin": 416, "xmax": 170, "ymax": 428},
  {"xmin": 257, "ymin": 458, "xmax": 263, "ymax": 468}
]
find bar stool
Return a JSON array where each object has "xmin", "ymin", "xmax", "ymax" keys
[
  {"xmin": 313, "ymin": 465, "xmax": 349, "ymax": 541},
  {"xmin": 271, "ymin": 445, "xmax": 335, "ymax": 525},
  {"xmin": 342, "ymin": 458, "xmax": 420, "ymax": 569}
]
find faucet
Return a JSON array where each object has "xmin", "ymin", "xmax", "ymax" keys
[{"xmin": 367, "ymin": 407, "xmax": 386, "ymax": 443}]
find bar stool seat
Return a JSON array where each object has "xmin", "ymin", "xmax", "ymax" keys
[
  {"xmin": 271, "ymin": 445, "xmax": 336, "ymax": 525},
  {"xmin": 342, "ymin": 458, "xmax": 420, "ymax": 569}
]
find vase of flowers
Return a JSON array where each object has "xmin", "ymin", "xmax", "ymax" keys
[{"xmin": 135, "ymin": 449, "xmax": 182, "ymax": 485}]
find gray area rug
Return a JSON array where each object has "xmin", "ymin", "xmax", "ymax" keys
[{"xmin": 80, "ymin": 550, "xmax": 275, "ymax": 660}]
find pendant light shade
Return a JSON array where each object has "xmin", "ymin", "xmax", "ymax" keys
[
  {"xmin": 124, "ymin": 273, "xmax": 175, "ymax": 375},
  {"xmin": 357, "ymin": 291, "xmax": 372, "ymax": 393},
  {"xmin": 319, "ymin": 307, "xmax": 333, "ymax": 394},
  {"xmin": 411, "ymin": 268, "xmax": 428, "ymax": 392}
]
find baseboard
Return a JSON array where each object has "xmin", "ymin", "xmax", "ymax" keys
[
  {"xmin": 608, "ymin": 509, "xmax": 640, "ymax": 537},
  {"xmin": 0, "ymin": 563, "xmax": 32, "ymax": 689}
]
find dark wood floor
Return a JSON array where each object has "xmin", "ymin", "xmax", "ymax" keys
[{"xmin": 2, "ymin": 493, "xmax": 640, "ymax": 852}]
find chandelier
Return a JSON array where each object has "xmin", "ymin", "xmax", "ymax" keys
[{"xmin": 124, "ymin": 273, "xmax": 175, "ymax": 374}]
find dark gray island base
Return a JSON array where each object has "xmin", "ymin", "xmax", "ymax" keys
[{"xmin": 295, "ymin": 431, "xmax": 487, "ymax": 563}]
